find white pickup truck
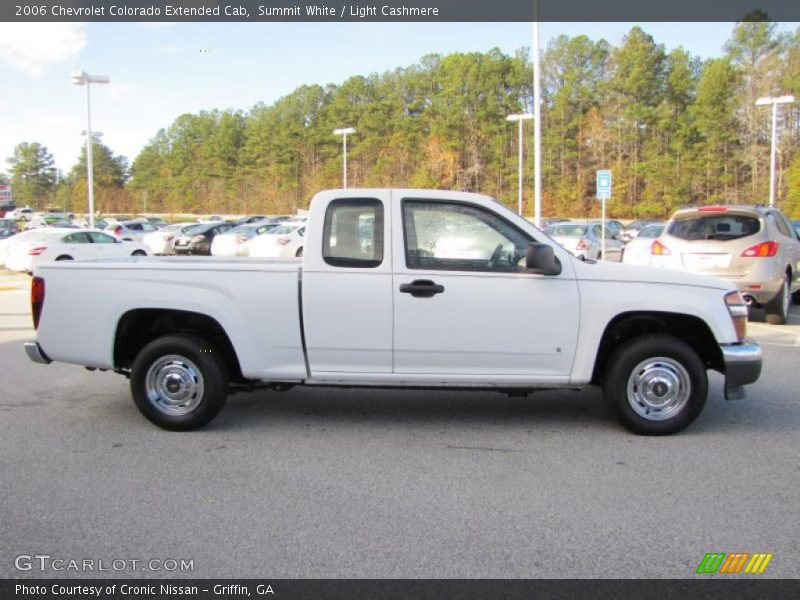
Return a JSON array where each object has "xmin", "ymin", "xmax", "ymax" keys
[{"xmin": 25, "ymin": 189, "xmax": 762, "ymax": 435}]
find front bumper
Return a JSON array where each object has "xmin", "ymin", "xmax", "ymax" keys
[
  {"xmin": 720, "ymin": 341, "xmax": 762, "ymax": 399},
  {"xmin": 24, "ymin": 342, "xmax": 51, "ymax": 364}
]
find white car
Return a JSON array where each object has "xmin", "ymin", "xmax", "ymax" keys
[
  {"xmin": 622, "ymin": 222, "xmax": 666, "ymax": 267},
  {"xmin": 4, "ymin": 228, "xmax": 149, "ymax": 273},
  {"xmin": 143, "ymin": 222, "xmax": 197, "ymax": 255},
  {"xmin": 210, "ymin": 222, "xmax": 280, "ymax": 257},
  {"xmin": 105, "ymin": 219, "xmax": 159, "ymax": 242},
  {"xmin": 248, "ymin": 224, "xmax": 307, "ymax": 258},
  {"xmin": 6, "ymin": 207, "xmax": 34, "ymax": 221}
]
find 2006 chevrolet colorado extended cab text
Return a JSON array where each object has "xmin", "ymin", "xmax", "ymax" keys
[{"xmin": 25, "ymin": 189, "xmax": 762, "ymax": 435}]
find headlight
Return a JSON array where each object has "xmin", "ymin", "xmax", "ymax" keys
[{"xmin": 724, "ymin": 290, "xmax": 747, "ymax": 342}]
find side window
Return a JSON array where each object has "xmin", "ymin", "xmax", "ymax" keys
[
  {"xmin": 89, "ymin": 232, "xmax": 117, "ymax": 244},
  {"xmin": 323, "ymin": 199, "xmax": 384, "ymax": 268},
  {"xmin": 403, "ymin": 200, "xmax": 532, "ymax": 272},
  {"xmin": 772, "ymin": 212, "xmax": 794, "ymax": 239},
  {"xmin": 64, "ymin": 232, "xmax": 91, "ymax": 244}
]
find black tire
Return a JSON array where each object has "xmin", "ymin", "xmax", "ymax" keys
[
  {"xmin": 131, "ymin": 250, "xmax": 147, "ymax": 257},
  {"xmin": 765, "ymin": 274, "xmax": 790, "ymax": 325},
  {"xmin": 295, "ymin": 246, "xmax": 304, "ymax": 257},
  {"xmin": 602, "ymin": 334, "xmax": 708, "ymax": 435},
  {"xmin": 55, "ymin": 255, "xmax": 73, "ymax": 261},
  {"xmin": 130, "ymin": 334, "xmax": 229, "ymax": 431}
]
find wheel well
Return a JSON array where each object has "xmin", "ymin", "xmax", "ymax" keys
[
  {"xmin": 590, "ymin": 312, "xmax": 723, "ymax": 385},
  {"xmin": 114, "ymin": 309, "xmax": 243, "ymax": 381}
]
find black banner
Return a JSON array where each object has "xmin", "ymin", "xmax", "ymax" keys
[
  {"xmin": 3, "ymin": 0, "xmax": 800, "ymax": 22},
  {"xmin": 3, "ymin": 579, "xmax": 800, "ymax": 600}
]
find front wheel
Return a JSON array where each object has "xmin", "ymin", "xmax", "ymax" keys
[
  {"xmin": 131, "ymin": 250, "xmax": 147, "ymax": 257},
  {"xmin": 130, "ymin": 334, "xmax": 229, "ymax": 431},
  {"xmin": 603, "ymin": 334, "xmax": 707, "ymax": 435}
]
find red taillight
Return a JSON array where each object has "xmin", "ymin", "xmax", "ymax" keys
[
  {"xmin": 31, "ymin": 276, "xmax": 45, "ymax": 329},
  {"xmin": 276, "ymin": 236, "xmax": 290, "ymax": 246},
  {"xmin": 236, "ymin": 235, "xmax": 248, "ymax": 243},
  {"xmin": 576, "ymin": 239, "xmax": 589, "ymax": 251},
  {"xmin": 191, "ymin": 235, "xmax": 205, "ymax": 243},
  {"xmin": 165, "ymin": 235, "xmax": 174, "ymax": 242},
  {"xmin": 698, "ymin": 206, "xmax": 728, "ymax": 212},
  {"xmin": 651, "ymin": 240, "xmax": 671, "ymax": 255},
  {"xmin": 28, "ymin": 246, "xmax": 47, "ymax": 256},
  {"xmin": 114, "ymin": 226, "xmax": 123, "ymax": 236},
  {"xmin": 741, "ymin": 241, "xmax": 779, "ymax": 257}
]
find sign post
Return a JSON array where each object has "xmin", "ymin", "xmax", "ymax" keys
[{"xmin": 596, "ymin": 170, "xmax": 612, "ymax": 261}]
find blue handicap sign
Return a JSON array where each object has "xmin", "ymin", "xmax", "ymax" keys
[{"xmin": 596, "ymin": 169, "xmax": 612, "ymax": 199}]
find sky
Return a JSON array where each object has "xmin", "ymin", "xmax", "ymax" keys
[{"xmin": 0, "ymin": 21, "xmax": 798, "ymax": 174}]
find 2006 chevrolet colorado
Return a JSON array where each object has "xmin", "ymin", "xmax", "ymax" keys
[{"xmin": 24, "ymin": 189, "xmax": 762, "ymax": 434}]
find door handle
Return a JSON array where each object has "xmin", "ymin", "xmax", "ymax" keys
[{"xmin": 399, "ymin": 279, "xmax": 445, "ymax": 298}]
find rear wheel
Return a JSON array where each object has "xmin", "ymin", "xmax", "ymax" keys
[
  {"xmin": 130, "ymin": 334, "xmax": 229, "ymax": 431},
  {"xmin": 295, "ymin": 246, "xmax": 304, "ymax": 257},
  {"xmin": 603, "ymin": 334, "xmax": 707, "ymax": 435},
  {"xmin": 131, "ymin": 250, "xmax": 147, "ymax": 257},
  {"xmin": 55, "ymin": 255, "xmax": 73, "ymax": 261},
  {"xmin": 765, "ymin": 274, "xmax": 790, "ymax": 325}
]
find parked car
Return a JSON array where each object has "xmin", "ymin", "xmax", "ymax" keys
[
  {"xmin": 0, "ymin": 218, "xmax": 20, "ymax": 239},
  {"xmin": 142, "ymin": 222, "xmax": 197, "ymax": 255},
  {"xmin": 792, "ymin": 220, "xmax": 800, "ymax": 238},
  {"xmin": 105, "ymin": 218, "xmax": 160, "ymax": 242},
  {"xmin": 210, "ymin": 222, "xmax": 281, "ymax": 257},
  {"xmin": 144, "ymin": 217, "xmax": 168, "ymax": 229},
  {"xmin": 73, "ymin": 217, "xmax": 110, "ymax": 230},
  {"xmin": 25, "ymin": 188, "xmax": 761, "ymax": 435},
  {"xmin": 621, "ymin": 219, "xmax": 661, "ymax": 243},
  {"xmin": 542, "ymin": 217, "xmax": 570, "ymax": 227},
  {"xmin": 173, "ymin": 222, "xmax": 234, "ymax": 255},
  {"xmin": 6, "ymin": 206, "xmax": 34, "ymax": 221},
  {"xmin": 606, "ymin": 219, "xmax": 625, "ymax": 240},
  {"xmin": 26, "ymin": 216, "xmax": 79, "ymax": 230},
  {"xmin": 248, "ymin": 223, "xmax": 306, "ymax": 258},
  {"xmin": 652, "ymin": 205, "xmax": 800, "ymax": 324},
  {"xmin": 4, "ymin": 228, "xmax": 149, "ymax": 273},
  {"xmin": 622, "ymin": 222, "xmax": 666, "ymax": 267},
  {"xmin": 0, "ymin": 203, "xmax": 16, "ymax": 218},
  {"xmin": 545, "ymin": 221, "xmax": 624, "ymax": 261},
  {"xmin": 198, "ymin": 215, "xmax": 224, "ymax": 223}
]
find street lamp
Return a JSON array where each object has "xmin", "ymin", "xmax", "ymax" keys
[
  {"xmin": 333, "ymin": 127, "xmax": 356, "ymax": 188},
  {"xmin": 506, "ymin": 113, "xmax": 533, "ymax": 216},
  {"xmin": 71, "ymin": 70, "xmax": 109, "ymax": 228},
  {"xmin": 755, "ymin": 95, "xmax": 795, "ymax": 207}
]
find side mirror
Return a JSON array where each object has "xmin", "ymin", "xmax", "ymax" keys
[{"xmin": 526, "ymin": 242, "xmax": 561, "ymax": 276}]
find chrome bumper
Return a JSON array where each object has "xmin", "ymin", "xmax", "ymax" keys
[
  {"xmin": 720, "ymin": 341, "xmax": 762, "ymax": 400},
  {"xmin": 24, "ymin": 342, "xmax": 51, "ymax": 365}
]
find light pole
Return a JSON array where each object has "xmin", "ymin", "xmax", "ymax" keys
[
  {"xmin": 532, "ymin": 13, "xmax": 542, "ymax": 227},
  {"xmin": 755, "ymin": 95, "xmax": 795, "ymax": 207},
  {"xmin": 506, "ymin": 113, "xmax": 533, "ymax": 216},
  {"xmin": 333, "ymin": 127, "xmax": 356, "ymax": 188},
  {"xmin": 71, "ymin": 70, "xmax": 109, "ymax": 228},
  {"xmin": 333, "ymin": 127, "xmax": 356, "ymax": 189}
]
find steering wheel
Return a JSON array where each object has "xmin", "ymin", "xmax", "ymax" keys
[{"xmin": 488, "ymin": 243, "xmax": 505, "ymax": 267}]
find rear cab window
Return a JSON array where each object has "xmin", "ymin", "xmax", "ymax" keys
[{"xmin": 323, "ymin": 199, "xmax": 384, "ymax": 268}]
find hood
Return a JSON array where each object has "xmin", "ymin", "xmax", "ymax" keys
[{"xmin": 572, "ymin": 257, "xmax": 732, "ymax": 291}]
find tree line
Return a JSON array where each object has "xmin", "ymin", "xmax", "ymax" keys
[{"xmin": 5, "ymin": 21, "xmax": 800, "ymax": 219}]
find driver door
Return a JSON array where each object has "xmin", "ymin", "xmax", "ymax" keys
[{"xmin": 392, "ymin": 196, "xmax": 579, "ymax": 380}]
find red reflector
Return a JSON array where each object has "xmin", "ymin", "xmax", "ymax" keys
[
  {"xmin": 114, "ymin": 226, "xmax": 123, "ymax": 235},
  {"xmin": 31, "ymin": 277, "xmax": 45, "ymax": 329},
  {"xmin": 748, "ymin": 284, "xmax": 763, "ymax": 290},
  {"xmin": 698, "ymin": 206, "xmax": 728, "ymax": 212},
  {"xmin": 651, "ymin": 240, "xmax": 671, "ymax": 255},
  {"xmin": 28, "ymin": 246, "xmax": 47, "ymax": 256},
  {"xmin": 741, "ymin": 241, "xmax": 779, "ymax": 257}
]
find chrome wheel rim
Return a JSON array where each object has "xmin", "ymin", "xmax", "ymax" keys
[
  {"xmin": 626, "ymin": 357, "xmax": 691, "ymax": 421},
  {"xmin": 145, "ymin": 354, "xmax": 204, "ymax": 416}
]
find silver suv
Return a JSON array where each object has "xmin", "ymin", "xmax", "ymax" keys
[{"xmin": 652, "ymin": 205, "xmax": 800, "ymax": 324}]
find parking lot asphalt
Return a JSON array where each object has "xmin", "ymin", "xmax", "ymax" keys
[{"xmin": 1, "ymin": 270, "xmax": 798, "ymax": 579}]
